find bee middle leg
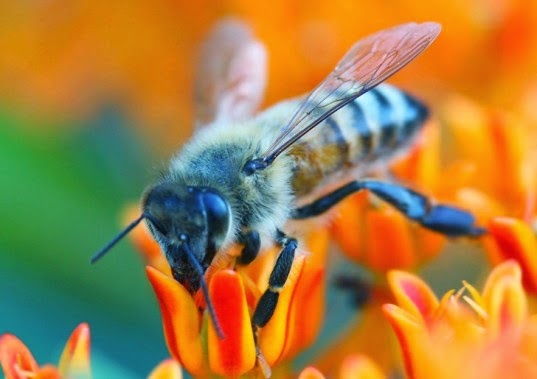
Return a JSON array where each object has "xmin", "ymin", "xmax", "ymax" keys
[
  {"xmin": 291, "ymin": 179, "xmax": 486, "ymax": 237},
  {"xmin": 252, "ymin": 230, "xmax": 297, "ymax": 328}
]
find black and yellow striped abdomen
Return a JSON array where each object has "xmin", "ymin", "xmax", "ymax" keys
[{"xmin": 288, "ymin": 83, "xmax": 429, "ymax": 196}]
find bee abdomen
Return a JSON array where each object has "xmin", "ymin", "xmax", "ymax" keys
[
  {"xmin": 290, "ymin": 84, "xmax": 429, "ymax": 195},
  {"xmin": 343, "ymin": 84, "xmax": 428, "ymax": 160}
]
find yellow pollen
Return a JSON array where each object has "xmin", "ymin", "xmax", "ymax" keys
[
  {"xmin": 453, "ymin": 286, "xmax": 466, "ymax": 300},
  {"xmin": 462, "ymin": 280, "xmax": 484, "ymax": 306},
  {"xmin": 463, "ymin": 295, "xmax": 488, "ymax": 321}
]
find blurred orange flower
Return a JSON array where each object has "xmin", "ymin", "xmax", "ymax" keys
[
  {"xmin": 439, "ymin": 94, "xmax": 535, "ymax": 218},
  {"xmin": 148, "ymin": 359, "xmax": 183, "ymax": 379},
  {"xmin": 0, "ymin": 323, "xmax": 91, "ymax": 379},
  {"xmin": 384, "ymin": 260, "xmax": 537, "ymax": 379},
  {"xmin": 4, "ymin": 1, "xmax": 537, "ymax": 154},
  {"xmin": 299, "ymin": 354, "xmax": 386, "ymax": 379},
  {"xmin": 487, "ymin": 217, "xmax": 537, "ymax": 293}
]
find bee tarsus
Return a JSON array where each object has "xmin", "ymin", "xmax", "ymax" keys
[{"xmin": 292, "ymin": 179, "xmax": 486, "ymax": 237}]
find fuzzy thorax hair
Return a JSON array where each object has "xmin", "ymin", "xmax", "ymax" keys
[{"xmin": 164, "ymin": 120, "xmax": 295, "ymax": 248}]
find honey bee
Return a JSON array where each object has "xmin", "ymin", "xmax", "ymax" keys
[{"xmin": 92, "ymin": 20, "xmax": 484, "ymax": 338}]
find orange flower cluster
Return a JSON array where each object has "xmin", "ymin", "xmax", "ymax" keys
[
  {"xmin": 0, "ymin": 323, "xmax": 182, "ymax": 379},
  {"xmin": 127, "ymin": 204, "xmax": 329, "ymax": 377},
  {"xmin": 298, "ymin": 260, "xmax": 537, "ymax": 379},
  {"xmin": 385, "ymin": 260, "xmax": 537, "ymax": 379},
  {"xmin": 0, "ymin": 323, "xmax": 91, "ymax": 379},
  {"xmin": 4, "ymin": 1, "xmax": 537, "ymax": 149},
  {"xmin": 438, "ymin": 95, "xmax": 537, "ymax": 287}
]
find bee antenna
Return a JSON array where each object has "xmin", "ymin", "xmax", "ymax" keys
[
  {"xmin": 90, "ymin": 214, "xmax": 145, "ymax": 264},
  {"xmin": 183, "ymin": 242, "xmax": 226, "ymax": 340}
]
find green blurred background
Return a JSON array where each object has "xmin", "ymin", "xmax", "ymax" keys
[{"xmin": 0, "ymin": 106, "xmax": 168, "ymax": 377}]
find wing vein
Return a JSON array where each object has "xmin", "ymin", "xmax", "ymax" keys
[{"xmin": 256, "ymin": 22, "xmax": 441, "ymax": 167}]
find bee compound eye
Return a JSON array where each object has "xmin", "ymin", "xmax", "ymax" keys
[{"xmin": 200, "ymin": 190, "xmax": 230, "ymax": 240}]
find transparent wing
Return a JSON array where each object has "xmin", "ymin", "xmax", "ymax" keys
[
  {"xmin": 261, "ymin": 22, "xmax": 441, "ymax": 164},
  {"xmin": 194, "ymin": 19, "xmax": 267, "ymax": 128}
]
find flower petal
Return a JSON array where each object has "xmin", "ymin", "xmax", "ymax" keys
[
  {"xmin": 339, "ymin": 354, "xmax": 386, "ymax": 379},
  {"xmin": 365, "ymin": 207, "xmax": 416, "ymax": 271},
  {"xmin": 387, "ymin": 270, "xmax": 439, "ymax": 322},
  {"xmin": 480, "ymin": 261, "xmax": 527, "ymax": 336},
  {"xmin": 148, "ymin": 359, "xmax": 182, "ymax": 379},
  {"xmin": 487, "ymin": 110, "xmax": 526, "ymax": 205},
  {"xmin": 488, "ymin": 217, "xmax": 537, "ymax": 292},
  {"xmin": 298, "ymin": 366, "xmax": 325, "ymax": 379},
  {"xmin": 146, "ymin": 266, "xmax": 205, "ymax": 375},
  {"xmin": 382, "ymin": 304, "xmax": 423, "ymax": 379},
  {"xmin": 314, "ymin": 296, "xmax": 397, "ymax": 377},
  {"xmin": 330, "ymin": 192, "xmax": 368, "ymax": 262},
  {"xmin": 258, "ymin": 254, "xmax": 306, "ymax": 365},
  {"xmin": 279, "ymin": 230, "xmax": 329, "ymax": 360},
  {"xmin": 0, "ymin": 334, "xmax": 39, "ymax": 379},
  {"xmin": 34, "ymin": 365, "xmax": 62, "ymax": 379},
  {"xmin": 58, "ymin": 323, "xmax": 91, "ymax": 378},
  {"xmin": 390, "ymin": 121, "xmax": 440, "ymax": 190},
  {"xmin": 208, "ymin": 270, "xmax": 256, "ymax": 377},
  {"xmin": 280, "ymin": 257, "xmax": 325, "ymax": 360}
]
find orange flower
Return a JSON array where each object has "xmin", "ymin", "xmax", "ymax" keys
[
  {"xmin": 148, "ymin": 359, "xmax": 183, "ymax": 379},
  {"xmin": 438, "ymin": 95, "xmax": 537, "ymax": 285},
  {"xmin": 8, "ymin": 0, "xmax": 537, "ymax": 148},
  {"xmin": 299, "ymin": 354, "xmax": 386, "ymax": 379},
  {"xmin": 440, "ymin": 94, "xmax": 535, "ymax": 217},
  {"xmin": 132, "ymin": 207, "xmax": 329, "ymax": 377},
  {"xmin": 314, "ymin": 290, "xmax": 402, "ymax": 377},
  {"xmin": 487, "ymin": 217, "xmax": 537, "ymax": 293},
  {"xmin": 0, "ymin": 323, "xmax": 91, "ymax": 379},
  {"xmin": 383, "ymin": 260, "xmax": 537, "ymax": 379}
]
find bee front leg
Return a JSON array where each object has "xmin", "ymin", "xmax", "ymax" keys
[
  {"xmin": 252, "ymin": 230, "xmax": 297, "ymax": 328},
  {"xmin": 292, "ymin": 179, "xmax": 485, "ymax": 237},
  {"xmin": 237, "ymin": 230, "xmax": 261, "ymax": 265}
]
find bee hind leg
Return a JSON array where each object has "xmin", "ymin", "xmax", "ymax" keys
[
  {"xmin": 252, "ymin": 230, "xmax": 297, "ymax": 328},
  {"xmin": 292, "ymin": 179, "xmax": 486, "ymax": 237}
]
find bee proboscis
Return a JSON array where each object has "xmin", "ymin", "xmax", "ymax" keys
[{"xmin": 92, "ymin": 20, "xmax": 484, "ymax": 344}]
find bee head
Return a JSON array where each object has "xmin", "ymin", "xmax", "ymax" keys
[
  {"xmin": 142, "ymin": 182, "xmax": 231, "ymax": 293},
  {"xmin": 91, "ymin": 181, "xmax": 230, "ymax": 339}
]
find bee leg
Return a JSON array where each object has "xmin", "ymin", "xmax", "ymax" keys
[
  {"xmin": 292, "ymin": 179, "xmax": 485, "ymax": 237},
  {"xmin": 237, "ymin": 230, "xmax": 261, "ymax": 265},
  {"xmin": 333, "ymin": 273, "xmax": 372, "ymax": 308},
  {"xmin": 252, "ymin": 230, "xmax": 297, "ymax": 328}
]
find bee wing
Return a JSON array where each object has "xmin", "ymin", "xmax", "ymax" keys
[
  {"xmin": 194, "ymin": 19, "xmax": 267, "ymax": 128},
  {"xmin": 260, "ymin": 22, "xmax": 441, "ymax": 164}
]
